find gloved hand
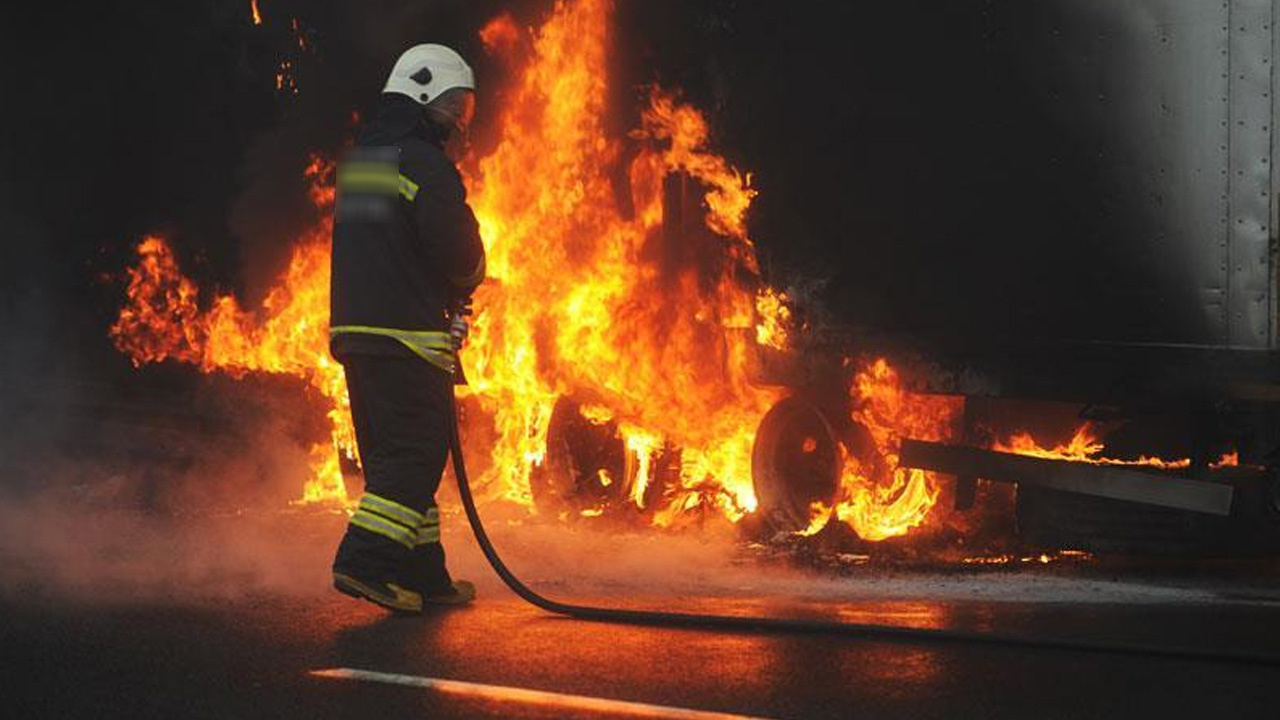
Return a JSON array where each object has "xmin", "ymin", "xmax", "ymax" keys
[
  {"xmin": 450, "ymin": 299, "xmax": 474, "ymax": 350},
  {"xmin": 450, "ymin": 314, "xmax": 469, "ymax": 350}
]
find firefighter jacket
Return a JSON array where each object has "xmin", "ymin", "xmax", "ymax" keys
[{"xmin": 329, "ymin": 94, "xmax": 486, "ymax": 374}]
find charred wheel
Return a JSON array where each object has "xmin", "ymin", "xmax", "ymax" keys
[{"xmin": 751, "ymin": 396, "xmax": 842, "ymax": 531}]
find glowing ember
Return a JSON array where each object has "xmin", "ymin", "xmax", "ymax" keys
[
  {"xmin": 275, "ymin": 59, "xmax": 298, "ymax": 94},
  {"xmin": 961, "ymin": 550, "xmax": 1094, "ymax": 566},
  {"xmin": 291, "ymin": 18, "xmax": 308, "ymax": 52}
]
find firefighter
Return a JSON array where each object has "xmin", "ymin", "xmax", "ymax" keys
[{"xmin": 328, "ymin": 44, "xmax": 485, "ymax": 613}]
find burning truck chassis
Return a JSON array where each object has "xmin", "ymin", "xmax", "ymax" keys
[{"xmin": 107, "ymin": 0, "xmax": 1280, "ymax": 566}]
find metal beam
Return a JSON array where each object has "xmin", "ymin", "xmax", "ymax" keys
[{"xmin": 899, "ymin": 439, "xmax": 1234, "ymax": 516}]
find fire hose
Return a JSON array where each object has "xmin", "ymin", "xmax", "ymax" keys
[{"xmin": 445, "ymin": 392, "xmax": 1280, "ymax": 667}]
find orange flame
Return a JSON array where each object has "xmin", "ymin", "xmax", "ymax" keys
[
  {"xmin": 793, "ymin": 501, "xmax": 833, "ymax": 537},
  {"xmin": 111, "ymin": 158, "xmax": 350, "ymax": 505},
  {"xmin": 828, "ymin": 358, "xmax": 961, "ymax": 541},
  {"xmin": 462, "ymin": 0, "xmax": 780, "ymax": 524},
  {"xmin": 754, "ymin": 288, "xmax": 791, "ymax": 350},
  {"xmin": 112, "ymin": 0, "xmax": 789, "ymax": 524},
  {"xmin": 480, "ymin": 13, "xmax": 521, "ymax": 56},
  {"xmin": 250, "ymin": 0, "xmax": 262, "ymax": 26},
  {"xmin": 992, "ymin": 423, "xmax": 1243, "ymax": 471},
  {"xmin": 116, "ymin": 0, "xmax": 1212, "ymax": 550},
  {"xmin": 1212, "ymin": 450, "xmax": 1239, "ymax": 469}
]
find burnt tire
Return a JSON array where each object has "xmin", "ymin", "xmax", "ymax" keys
[
  {"xmin": 531, "ymin": 397, "xmax": 627, "ymax": 515},
  {"xmin": 751, "ymin": 396, "xmax": 841, "ymax": 531}
]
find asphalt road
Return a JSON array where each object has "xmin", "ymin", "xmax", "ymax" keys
[{"xmin": 3, "ymin": 508, "xmax": 1280, "ymax": 719}]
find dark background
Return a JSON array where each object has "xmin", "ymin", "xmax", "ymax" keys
[{"xmin": 0, "ymin": 0, "xmax": 1199, "ymax": 434}]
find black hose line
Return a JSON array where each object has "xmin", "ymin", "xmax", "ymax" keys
[{"xmin": 447, "ymin": 394, "xmax": 1280, "ymax": 668}]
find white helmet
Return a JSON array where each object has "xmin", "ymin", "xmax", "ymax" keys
[{"xmin": 382, "ymin": 44, "xmax": 475, "ymax": 106}]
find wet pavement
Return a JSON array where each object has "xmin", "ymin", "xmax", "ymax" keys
[{"xmin": 3, "ymin": 509, "xmax": 1280, "ymax": 719}]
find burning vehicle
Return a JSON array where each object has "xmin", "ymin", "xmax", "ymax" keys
[{"xmin": 109, "ymin": 0, "xmax": 1280, "ymax": 561}]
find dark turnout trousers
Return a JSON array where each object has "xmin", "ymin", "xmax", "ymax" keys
[{"xmin": 332, "ymin": 353, "xmax": 455, "ymax": 595}]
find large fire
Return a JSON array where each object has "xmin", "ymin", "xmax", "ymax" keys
[
  {"xmin": 463, "ymin": 0, "xmax": 774, "ymax": 524},
  {"xmin": 117, "ymin": 0, "xmax": 1183, "ymax": 545},
  {"xmin": 113, "ymin": 0, "xmax": 782, "ymax": 526},
  {"xmin": 111, "ymin": 160, "xmax": 350, "ymax": 504}
]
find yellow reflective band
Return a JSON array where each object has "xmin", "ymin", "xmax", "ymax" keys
[
  {"xmin": 360, "ymin": 493, "xmax": 425, "ymax": 528},
  {"xmin": 451, "ymin": 254, "xmax": 486, "ymax": 287},
  {"xmin": 413, "ymin": 525, "xmax": 441, "ymax": 546},
  {"xmin": 338, "ymin": 163, "xmax": 400, "ymax": 196},
  {"xmin": 352, "ymin": 508, "xmax": 415, "ymax": 538},
  {"xmin": 339, "ymin": 169, "xmax": 398, "ymax": 182},
  {"xmin": 413, "ymin": 507, "xmax": 441, "ymax": 546},
  {"xmin": 340, "ymin": 178, "xmax": 400, "ymax": 195},
  {"xmin": 330, "ymin": 326, "xmax": 456, "ymax": 374},
  {"xmin": 350, "ymin": 511, "xmax": 415, "ymax": 548},
  {"xmin": 399, "ymin": 174, "xmax": 420, "ymax": 201},
  {"xmin": 331, "ymin": 326, "xmax": 453, "ymax": 347}
]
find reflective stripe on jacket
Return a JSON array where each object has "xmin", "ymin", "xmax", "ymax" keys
[{"xmin": 330, "ymin": 326, "xmax": 455, "ymax": 374}]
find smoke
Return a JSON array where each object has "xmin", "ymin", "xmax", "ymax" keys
[
  {"xmin": 0, "ymin": 503, "xmax": 1235, "ymax": 609},
  {"xmin": 0, "ymin": 193, "xmax": 48, "ymax": 380},
  {"xmin": 0, "ymin": 195, "xmax": 85, "ymax": 499},
  {"xmin": 444, "ymin": 519, "xmax": 1267, "ymax": 607},
  {"xmin": 0, "ymin": 368, "xmax": 340, "ymax": 605},
  {"xmin": 0, "ymin": 493, "xmax": 341, "ymax": 606},
  {"xmin": 0, "ymin": 434, "xmax": 1246, "ymax": 609}
]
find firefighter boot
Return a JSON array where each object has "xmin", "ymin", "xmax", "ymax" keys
[
  {"xmin": 332, "ymin": 525, "xmax": 423, "ymax": 614},
  {"xmin": 408, "ymin": 539, "xmax": 476, "ymax": 606}
]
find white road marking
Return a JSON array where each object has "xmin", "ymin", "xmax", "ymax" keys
[{"xmin": 310, "ymin": 667, "xmax": 783, "ymax": 720}]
